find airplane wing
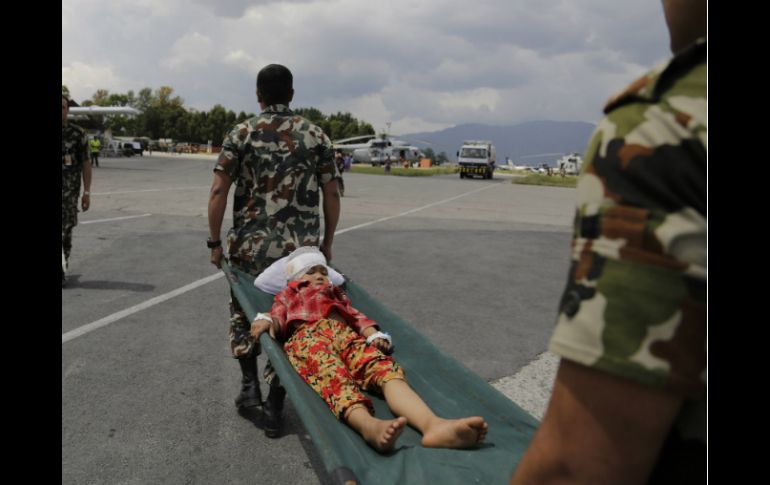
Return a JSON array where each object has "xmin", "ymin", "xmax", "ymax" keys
[{"xmin": 68, "ymin": 106, "xmax": 141, "ymax": 119}]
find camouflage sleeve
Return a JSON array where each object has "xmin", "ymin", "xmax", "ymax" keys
[
  {"xmin": 549, "ymin": 61, "xmax": 706, "ymax": 399},
  {"xmin": 214, "ymin": 124, "xmax": 243, "ymax": 178},
  {"xmin": 314, "ymin": 131, "xmax": 339, "ymax": 186}
]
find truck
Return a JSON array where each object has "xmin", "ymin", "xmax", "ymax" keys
[
  {"xmin": 457, "ymin": 140, "xmax": 496, "ymax": 179},
  {"xmin": 555, "ymin": 153, "xmax": 583, "ymax": 175}
]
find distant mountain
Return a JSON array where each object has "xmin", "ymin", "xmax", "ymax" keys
[{"xmin": 402, "ymin": 120, "xmax": 596, "ymax": 166}]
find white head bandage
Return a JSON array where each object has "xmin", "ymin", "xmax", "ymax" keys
[
  {"xmin": 285, "ymin": 247, "xmax": 328, "ymax": 281},
  {"xmin": 254, "ymin": 249, "xmax": 345, "ymax": 294}
]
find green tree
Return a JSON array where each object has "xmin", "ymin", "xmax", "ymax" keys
[
  {"xmin": 108, "ymin": 114, "xmax": 136, "ymax": 137},
  {"xmin": 140, "ymin": 106, "xmax": 168, "ymax": 140},
  {"xmin": 154, "ymin": 86, "xmax": 184, "ymax": 108},
  {"xmin": 135, "ymin": 88, "xmax": 153, "ymax": 110},
  {"xmin": 142, "ymin": 86, "xmax": 186, "ymax": 140},
  {"xmin": 293, "ymin": 108, "xmax": 374, "ymax": 141},
  {"xmin": 294, "ymin": 107, "xmax": 324, "ymax": 123},
  {"xmin": 68, "ymin": 85, "xmax": 377, "ymax": 148},
  {"xmin": 205, "ymin": 105, "xmax": 229, "ymax": 144},
  {"xmin": 106, "ymin": 93, "xmax": 129, "ymax": 106},
  {"xmin": 91, "ymin": 89, "xmax": 110, "ymax": 106},
  {"xmin": 163, "ymin": 106, "xmax": 187, "ymax": 140},
  {"xmin": 191, "ymin": 111, "xmax": 207, "ymax": 143},
  {"xmin": 226, "ymin": 110, "xmax": 237, "ymax": 128}
]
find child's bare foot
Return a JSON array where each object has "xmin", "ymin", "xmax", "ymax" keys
[
  {"xmin": 421, "ymin": 416, "xmax": 488, "ymax": 449},
  {"xmin": 362, "ymin": 416, "xmax": 407, "ymax": 452}
]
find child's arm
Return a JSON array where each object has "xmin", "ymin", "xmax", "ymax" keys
[
  {"xmin": 343, "ymin": 295, "xmax": 393, "ymax": 354},
  {"xmin": 250, "ymin": 292, "xmax": 288, "ymax": 341},
  {"xmin": 250, "ymin": 312, "xmax": 277, "ymax": 341},
  {"xmin": 333, "ymin": 287, "xmax": 394, "ymax": 353},
  {"xmin": 361, "ymin": 326, "xmax": 393, "ymax": 354}
]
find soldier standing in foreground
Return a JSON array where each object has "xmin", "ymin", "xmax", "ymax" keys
[
  {"xmin": 62, "ymin": 94, "xmax": 92, "ymax": 287},
  {"xmin": 208, "ymin": 64, "xmax": 341, "ymax": 437},
  {"xmin": 511, "ymin": 0, "xmax": 706, "ymax": 483}
]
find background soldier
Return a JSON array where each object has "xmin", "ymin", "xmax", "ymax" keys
[
  {"xmin": 511, "ymin": 0, "xmax": 706, "ymax": 483},
  {"xmin": 208, "ymin": 64, "xmax": 341, "ymax": 438},
  {"xmin": 62, "ymin": 94, "xmax": 92, "ymax": 287}
]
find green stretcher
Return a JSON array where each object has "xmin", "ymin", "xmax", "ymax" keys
[{"xmin": 222, "ymin": 260, "xmax": 539, "ymax": 485}]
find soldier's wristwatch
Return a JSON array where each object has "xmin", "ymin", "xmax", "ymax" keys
[{"xmin": 207, "ymin": 238, "xmax": 222, "ymax": 249}]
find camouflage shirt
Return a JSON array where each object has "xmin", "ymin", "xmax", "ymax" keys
[
  {"xmin": 62, "ymin": 122, "xmax": 88, "ymax": 205},
  {"xmin": 215, "ymin": 104, "xmax": 339, "ymax": 272},
  {"xmin": 549, "ymin": 38, "xmax": 706, "ymax": 470}
]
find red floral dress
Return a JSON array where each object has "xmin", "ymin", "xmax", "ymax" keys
[{"xmin": 271, "ymin": 282, "xmax": 405, "ymax": 419}]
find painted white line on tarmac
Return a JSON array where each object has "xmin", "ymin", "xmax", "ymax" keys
[
  {"xmin": 81, "ymin": 213, "xmax": 152, "ymax": 225},
  {"xmin": 335, "ymin": 183, "xmax": 499, "ymax": 235},
  {"xmin": 490, "ymin": 351, "xmax": 560, "ymax": 421},
  {"xmin": 62, "ymin": 272, "xmax": 224, "ymax": 344},
  {"xmin": 63, "ymin": 183, "xmax": 500, "ymax": 344}
]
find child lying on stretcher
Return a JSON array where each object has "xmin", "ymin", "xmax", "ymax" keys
[{"xmin": 250, "ymin": 247, "xmax": 488, "ymax": 453}]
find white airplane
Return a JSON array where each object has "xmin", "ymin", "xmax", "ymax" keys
[
  {"xmin": 68, "ymin": 106, "xmax": 141, "ymax": 119},
  {"xmin": 332, "ymin": 133, "xmax": 424, "ymax": 166},
  {"xmin": 496, "ymin": 159, "xmax": 530, "ymax": 171},
  {"xmin": 516, "ymin": 152, "xmax": 583, "ymax": 174}
]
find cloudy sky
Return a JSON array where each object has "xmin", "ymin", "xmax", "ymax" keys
[{"xmin": 62, "ymin": 0, "xmax": 671, "ymax": 135}]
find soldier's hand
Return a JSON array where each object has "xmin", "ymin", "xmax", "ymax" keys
[
  {"xmin": 210, "ymin": 246, "xmax": 223, "ymax": 268},
  {"xmin": 320, "ymin": 243, "xmax": 332, "ymax": 263},
  {"xmin": 81, "ymin": 193, "xmax": 90, "ymax": 212}
]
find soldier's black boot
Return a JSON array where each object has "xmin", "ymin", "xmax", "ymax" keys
[
  {"xmin": 263, "ymin": 383, "xmax": 286, "ymax": 438},
  {"xmin": 234, "ymin": 357, "xmax": 262, "ymax": 410}
]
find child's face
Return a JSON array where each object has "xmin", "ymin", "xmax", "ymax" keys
[{"xmin": 297, "ymin": 265, "xmax": 330, "ymax": 287}]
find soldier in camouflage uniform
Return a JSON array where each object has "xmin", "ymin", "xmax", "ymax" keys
[
  {"xmin": 511, "ymin": 2, "xmax": 705, "ymax": 484},
  {"xmin": 62, "ymin": 94, "xmax": 92, "ymax": 287},
  {"xmin": 208, "ymin": 64, "xmax": 341, "ymax": 438}
]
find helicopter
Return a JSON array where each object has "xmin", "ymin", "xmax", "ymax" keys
[{"xmin": 332, "ymin": 132, "xmax": 425, "ymax": 166}]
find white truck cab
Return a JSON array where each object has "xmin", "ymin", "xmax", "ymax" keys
[{"xmin": 457, "ymin": 140, "xmax": 496, "ymax": 179}]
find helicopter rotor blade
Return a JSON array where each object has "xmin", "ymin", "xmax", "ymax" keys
[{"xmin": 333, "ymin": 134, "xmax": 377, "ymax": 145}]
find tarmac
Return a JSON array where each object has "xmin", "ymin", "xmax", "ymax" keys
[{"xmin": 62, "ymin": 152, "xmax": 576, "ymax": 484}]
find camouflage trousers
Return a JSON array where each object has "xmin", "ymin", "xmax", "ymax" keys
[
  {"xmin": 229, "ymin": 258, "xmax": 278, "ymax": 386},
  {"xmin": 62, "ymin": 196, "xmax": 78, "ymax": 263}
]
